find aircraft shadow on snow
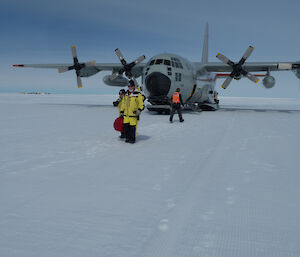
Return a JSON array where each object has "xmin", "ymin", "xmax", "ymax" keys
[
  {"xmin": 41, "ymin": 103, "xmax": 113, "ymax": 108},
  {"xmin": 219, "ymin": 107, "xmax": 300, "ymax": 113},
  {"xmin": 40, "ymin": 103, "xmax": 300, "ymax": 114}
]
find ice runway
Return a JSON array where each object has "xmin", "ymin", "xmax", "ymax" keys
[{"xmin": 1, "ymin": 93, "xmax": 300, "ymax": 257}]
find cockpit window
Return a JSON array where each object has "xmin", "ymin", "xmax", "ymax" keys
[
  {"xmin": 164, "ymin": 60, "xmax": 171, "ymax": 66},
  {"xmin": 150, "ymin": 59, "xmax": 172, "ymax": 66},
  {"xmin": 171, "ymin": 57, "xmax": 183, "ymax": 69}
]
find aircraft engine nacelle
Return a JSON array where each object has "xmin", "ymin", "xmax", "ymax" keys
[
  {"xmin": 262, "ymin": 76, "xmax": 275, "ymax": 88},
  {"xmin": 103, "ymin": 75, "xmax": 129, "ymax": 87},
  {"xmin": 293, "ymin": 69, "xmax": 300, "ymax": 79}
]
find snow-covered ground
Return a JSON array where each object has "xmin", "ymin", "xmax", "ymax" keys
[{"xmin": 1, "ymin": 93, "xmax": 300, "ymax": 257}]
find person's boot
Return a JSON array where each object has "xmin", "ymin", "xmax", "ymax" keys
[{"xmin": 179, "ymin": 114, "xmax": 184, "ymax": 122}]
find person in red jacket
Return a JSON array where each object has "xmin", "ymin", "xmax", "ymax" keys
[{"xmin": 169, "ymin": 88, "xmax": 184, "ymax": 123}]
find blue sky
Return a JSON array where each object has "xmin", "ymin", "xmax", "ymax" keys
[{"xmin": 1, "ymin": 0, "xmax": 300, "ymax": 97}]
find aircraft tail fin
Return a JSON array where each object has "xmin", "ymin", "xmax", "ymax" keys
[{"xmin": 201, "ymin": 23, "xmax": 209, "ymax": 64}]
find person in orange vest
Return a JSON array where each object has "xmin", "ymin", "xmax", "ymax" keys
[
  {"xmin": 214, "ymin": 91, "xmax": 219, "ymax": 104},
  {"xmin": 169, "ymin": 88, "xmax": 184, "ymax": 123}
]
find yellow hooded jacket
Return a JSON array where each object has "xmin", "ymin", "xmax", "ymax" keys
[{"xmin": 121, "ymin": 90, "xmax": 144, "ymax": 124}]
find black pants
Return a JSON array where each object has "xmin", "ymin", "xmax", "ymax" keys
[
  {"xmin": 129, "ymin": 125, "xmax": 136, "ymax": 143},
  {"xmin": 124, "ymin": 123, "xmax": 130, "ymax": 139},
  {"xmin": 124, "ymin": 123, "xmax": 136, "ymax": 143},
  {"xmin": 170, "ymin": 104, "xmax": 183, "ymax": 121}
]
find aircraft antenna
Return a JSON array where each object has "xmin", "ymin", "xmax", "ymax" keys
[{"xmin": 201, "ymin": 23, "xmax": 209, "ymax": 64}]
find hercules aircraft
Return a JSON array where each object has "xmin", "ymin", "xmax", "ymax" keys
[{"xmin": 13, "ymin": 24, "xmax": 300, "ymax": 113}]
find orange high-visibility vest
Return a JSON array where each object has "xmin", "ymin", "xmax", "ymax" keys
[{"xmin": 172, "ymin": 92, "xmax": 180, "ymax": 104}]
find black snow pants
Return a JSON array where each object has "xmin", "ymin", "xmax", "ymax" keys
[
  {"xmin": 124, "ymin": 123, "xmax": 136, "ymax": 143},
  {"xmin": 169, "ymin": 103, "xmax": 183, "ymax": 122}
]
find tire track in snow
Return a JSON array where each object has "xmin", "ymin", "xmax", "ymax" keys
[{"xmin": 141, "ymin": 112, "xmax": 238, "ymax": 257}]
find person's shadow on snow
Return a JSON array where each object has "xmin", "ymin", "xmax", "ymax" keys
[{"xmin": 137, "ymin": 135, "xmax": 151, "ymax": 141}]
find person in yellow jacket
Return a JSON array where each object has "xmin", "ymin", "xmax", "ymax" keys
[
  {"xmin": 120, "ymin": 79, "xmax": 145, "ymax": 143},
  {"xmin": 113, "ymin": 89, "xmax": 126, "ymax": 138}
]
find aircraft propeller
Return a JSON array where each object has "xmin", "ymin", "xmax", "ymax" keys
[
  {"xmin": 110, "ymin": 48, "xmax": 145, "ymax": 86},
  {"xmin": 58, "ymin": 46, "xmax": 96, "ymax": 88},
  {"xmin": 216, "ymin": 46, "xmax": 259, "ymax": 89}
]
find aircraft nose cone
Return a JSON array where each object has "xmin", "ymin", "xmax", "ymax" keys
[{"xmin": 145, "ymin": 72, "xmax": 171, "ymax": 96}]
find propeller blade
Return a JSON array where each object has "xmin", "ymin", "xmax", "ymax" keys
[
  {"xmin": 71, "ymin": 46, "xmax": 77, "ymax": 58},
  {"xmin": 132, "ymin": 77, "xmax": 138, "ymax": 87},
  {"xmin": 244, "ymin": 72, "xmax": 260, "ymax": 83},
  {"xmin": 238, "ymin": 46, "xmax": 254, "ymax": 66},
  {"xmin": 84, "ymin": 60, "xmax": 96, "ymax": 67},
  {"xmin": 216, "ymin": 53, "xmax": 234, "ymax": 66},
  {"xmin": 221, "ymin": 76, "xmax": 233, "ymax": 89},
  {"xmin": 58, "ymin": 67, "xmax": 70, "ymax": 73},
  {"xmin": 76, "ymin": 75, "xmax": 82, "ymax": 88},
  {"xmin": 133, "ymin": 55, "xmax": 146, "ymax": 65},
  {"xmin": 71, "ymin": 46, "xmax": 79, "ymax": 65},
  {"xmin": 242, "ymin": 46, "xmax": 254, "ymax": 60},
  {"xmin": 115, "ymin": 48, "xmax": 127, "ymax": 65}
]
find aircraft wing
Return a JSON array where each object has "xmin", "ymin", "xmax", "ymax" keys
[
  {"xmin": 13, "ymin": 63, "xmax": 74, "ymax": 69},
  {"xmin": 13, "ymin": 63, "xmax": 146, "ymax": 77},
  {"xmin": 194, "ymin": 61, "xmax": 300, "ymax": 73},
  {"xmin": 94, "ymin": 63, "xmax": 146, "ymax": 77}
]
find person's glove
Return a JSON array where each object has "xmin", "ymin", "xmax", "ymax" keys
[
  {"xmin": 113, "ymin": 100, "xmax": 119, "ymax": 106},
  {"xmin": 134, "ymin": 110, "xmax": 141, "ymax": 116}
]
